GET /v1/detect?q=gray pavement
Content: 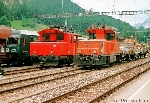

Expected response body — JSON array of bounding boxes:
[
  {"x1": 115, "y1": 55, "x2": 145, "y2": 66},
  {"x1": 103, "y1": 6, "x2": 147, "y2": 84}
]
[{"x1": 104, "y1": 69, "x2": 150, "y2": 103}]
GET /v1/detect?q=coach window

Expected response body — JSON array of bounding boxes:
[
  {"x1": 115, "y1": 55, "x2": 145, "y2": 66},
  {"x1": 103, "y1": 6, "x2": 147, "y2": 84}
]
[
  {"x1": 7, "y1": 37, "x2": 18, "y2": 45},
  {"x1": 30, "y1": 37, "x2": 34, "y2": 42},
  {"x1": 21, "y1": 38, "x2": 26, "y2": 46}
]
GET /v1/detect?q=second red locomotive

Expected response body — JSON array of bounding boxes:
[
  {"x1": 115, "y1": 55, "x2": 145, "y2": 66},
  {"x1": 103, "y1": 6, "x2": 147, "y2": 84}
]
[{"x1": 74, "y1": 24, "x2": 121, "y2": 66}]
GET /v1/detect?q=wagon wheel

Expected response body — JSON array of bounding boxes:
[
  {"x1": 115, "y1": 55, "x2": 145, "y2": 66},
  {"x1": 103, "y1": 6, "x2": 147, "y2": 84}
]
[
  {"x1": 24, "y1": 59, "x2": 33, "y2": 66},
  {"x1": 12, "y1": 60, "x2": 23, "y2": 67},
  {"x1": 6, "y1": 61, "x2": 11, "y2": 67},
  {"x1": 17, "y1": 60, "x2": 23, "y2": 67}
]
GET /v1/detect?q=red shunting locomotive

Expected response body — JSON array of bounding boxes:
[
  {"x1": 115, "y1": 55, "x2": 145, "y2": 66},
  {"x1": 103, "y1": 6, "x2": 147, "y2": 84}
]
[
  {"x1": 74, "y1": 24, "x2": 121, "y2": 66},
  {"x1": 30, "y1": 26, "x2": 78, "y2": 66}
]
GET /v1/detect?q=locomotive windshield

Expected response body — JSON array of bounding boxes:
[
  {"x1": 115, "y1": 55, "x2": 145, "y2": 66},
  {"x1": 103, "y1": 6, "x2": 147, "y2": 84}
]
[
  {"x1": 56, "y1": 34, "x2": 64, "y2": 40},
  {"x1": 89, "y1": 33, "x2": 96, "y2": 39},
  {"x1": 7, "y1": 37, "x2": 18, "y2": 45},
  {"x1": 106, "y1": 33, "x2": 114, "y2": 40},
  {"x1": 42, "y1": 33, "x2": 50, "y2": 41},
  {"x1": 42, "y1": 33, "x2": 64, "y2": 41}
]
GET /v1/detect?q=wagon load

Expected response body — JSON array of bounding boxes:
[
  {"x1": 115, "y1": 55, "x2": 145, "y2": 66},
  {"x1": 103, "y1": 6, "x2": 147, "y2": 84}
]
[
  {"x1": 119, "y1": 42, "x2": 134, "y2": 54},
  {"x1": 0, "y1": 25, "x2": 12, "y2": 39}
]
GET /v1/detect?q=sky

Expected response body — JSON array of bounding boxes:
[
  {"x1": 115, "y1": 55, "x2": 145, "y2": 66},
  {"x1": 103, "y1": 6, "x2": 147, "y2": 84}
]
[{"x1": 71, "y1": 0, "x2": 150, "y2": 26}]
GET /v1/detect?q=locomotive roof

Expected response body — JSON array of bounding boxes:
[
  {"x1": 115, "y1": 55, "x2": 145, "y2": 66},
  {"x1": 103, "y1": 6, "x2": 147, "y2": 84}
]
[
  {"x1": 86, "y1": 24, "x2": 118, "y2": 34},
  {"x1": 11, "y1": 29, "x2": 39, "y2": 37},
  {"x1": 38, "y1": 27, "x2": 78, "y2": 36}
]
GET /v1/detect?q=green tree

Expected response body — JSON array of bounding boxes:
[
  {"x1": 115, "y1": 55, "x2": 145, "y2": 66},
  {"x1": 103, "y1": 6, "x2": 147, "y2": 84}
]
[
  {"x1": 0, "y1": 16, "x2": 11, "y2": 26},
  {"x1": 0, "y1": 0, "x2": 6, "y2": 17}
]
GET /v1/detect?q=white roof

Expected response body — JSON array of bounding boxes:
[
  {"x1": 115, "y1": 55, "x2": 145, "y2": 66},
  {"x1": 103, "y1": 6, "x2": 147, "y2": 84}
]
[
  {"x1": 20, "y1": 30, "x2": 39, "y2": 36},
  {"x1": 12, "y1": 29, "x2": 21, "y2": 34}
]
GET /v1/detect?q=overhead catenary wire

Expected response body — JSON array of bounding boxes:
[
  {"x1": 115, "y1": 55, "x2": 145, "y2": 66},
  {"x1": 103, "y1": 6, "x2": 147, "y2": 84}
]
[
  {"x1": 36, "y1": 0, "x2": 150, "y2": 29},
  {"x1": 131, "y1": 0, "x2": 140, "y2": 7},
  {"x1": 144, "y1": 0, "x2": 150, "y2": 5},
  {"x1": 112, "y1": 0, "x2": 116, "y2": 11}
]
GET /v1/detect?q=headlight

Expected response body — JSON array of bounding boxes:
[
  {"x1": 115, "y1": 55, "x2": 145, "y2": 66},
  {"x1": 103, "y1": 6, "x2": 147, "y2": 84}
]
[
  {"x1": 34, "y1": 51, "x2": 36, "y2": 55},
  {"x1": 93, "y1": 50, "x2": 97, "y2": 54},
  {"x1": 11, "y1": 49, "x2": 16, "y2": 52},
  {"x1": 78, "y1": 50, "x2": 81, "y2": 54},
  {"x1": 6, "y1": 48, "x2": 9, "y2": 52}
]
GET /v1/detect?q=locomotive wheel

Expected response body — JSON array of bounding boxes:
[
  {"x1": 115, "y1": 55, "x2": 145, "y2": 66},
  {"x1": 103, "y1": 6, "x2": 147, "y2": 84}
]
[
  {"x1": 106, "y1": 56, "x2": 110, "y2": 65},
  {"x1": 39, "y1": 65, "x2": 44, "y2": 69},
  {"x1": 65, "y1": 63, "x2": 70, "y2": 67}
]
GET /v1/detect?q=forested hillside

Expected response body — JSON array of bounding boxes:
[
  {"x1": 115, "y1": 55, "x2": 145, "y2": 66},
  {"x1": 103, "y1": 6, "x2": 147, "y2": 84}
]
[
  {"x1": 0, "y1": 0, "x2": 149, "y2": 43},
  {"x1": 3, "y1": 0, "x2": 85, "y2": 19}
]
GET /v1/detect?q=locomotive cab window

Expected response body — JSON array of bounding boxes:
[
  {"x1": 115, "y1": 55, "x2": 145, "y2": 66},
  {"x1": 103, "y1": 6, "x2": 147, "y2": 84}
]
[
  {"x1": 89, "y1": 33, "x2": 96, "y2": 39},
  {"x1": 106, "y1": 33, "x2": 114, "y2": 40},
  {"x1": 56, "y1": 34, "x2": 64, "y2": 40},
  {"x1": 43, "y1": 33, "x2": 50, "y2": 41}
]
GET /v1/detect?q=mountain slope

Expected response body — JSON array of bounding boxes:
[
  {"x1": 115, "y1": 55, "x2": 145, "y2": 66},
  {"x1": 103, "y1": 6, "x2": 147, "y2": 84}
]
[
  {"x1": 134, "y1": 17, "x2": 150, "y2": 29},
  {"x1": 1, "y1": 0, "x2": 136, "y2": 35}
]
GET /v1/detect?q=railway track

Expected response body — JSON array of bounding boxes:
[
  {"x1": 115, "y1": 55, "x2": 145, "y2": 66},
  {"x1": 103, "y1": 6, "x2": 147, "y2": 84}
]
[
  {"x1": 0, "y1": 66, "x2": 79, "y2": 84},
  {"x1": 3, "y1": 67, "x2": 40, "y2": 76},
  {"x1": 0, "y1": 58, "x2": 149, "y2": 103},
  {"x1": 0, "y1": 68, "x2": 87, "y2": 93},
  {"x1": 0, "y1": 66, "x2": 91, "y2": 102},
  {"x1": 53, "y1": 60, "x2": 150, "y2": 103},
  {"x1": 3, "y1": 65, "x2": 62, "y2": 76}
]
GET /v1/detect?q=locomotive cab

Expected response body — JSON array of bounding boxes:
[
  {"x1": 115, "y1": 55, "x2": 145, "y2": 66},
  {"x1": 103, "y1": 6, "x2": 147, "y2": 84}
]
[{"x1": 30, "y1": 26, "x2": 79, "y2": 66}]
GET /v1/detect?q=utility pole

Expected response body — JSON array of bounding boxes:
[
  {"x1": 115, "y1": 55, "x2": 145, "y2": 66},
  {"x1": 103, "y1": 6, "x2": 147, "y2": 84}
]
[
  {"x1": 62, "y1": 0, "x2": 68, "y2": 26},
  {"x1": 62, "y1": 0, "x2": 64, "y2": 14},
  {"x1": 34, "y1": 15, "x2": 37, "y2": 31}
]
